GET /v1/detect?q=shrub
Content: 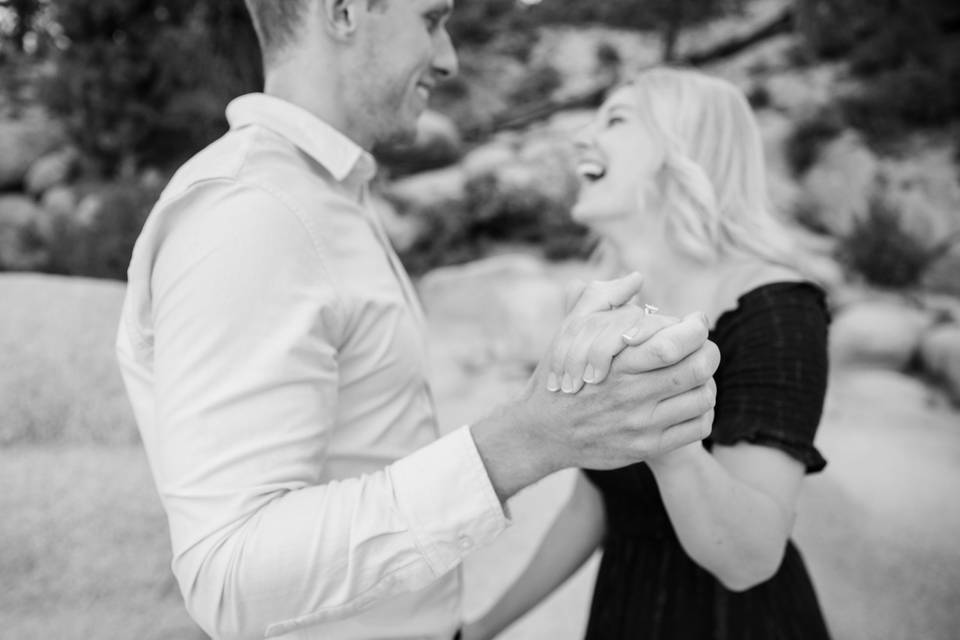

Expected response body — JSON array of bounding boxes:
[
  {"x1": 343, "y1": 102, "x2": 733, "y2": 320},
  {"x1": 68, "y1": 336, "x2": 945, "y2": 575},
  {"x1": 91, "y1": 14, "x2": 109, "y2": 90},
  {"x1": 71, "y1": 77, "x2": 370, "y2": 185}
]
[
  {"x1": 46, "y1": 179, "x2": 161, "y2": 280},
  {"x1": 837, "y1": 195, "x2": 954, "y2": 288},
  {"x1": 785, "y1": 109, "x2": 845, "y2": 177},
  {"x1": 37, "y1": 0, "x2": 261, "y2": 177}
]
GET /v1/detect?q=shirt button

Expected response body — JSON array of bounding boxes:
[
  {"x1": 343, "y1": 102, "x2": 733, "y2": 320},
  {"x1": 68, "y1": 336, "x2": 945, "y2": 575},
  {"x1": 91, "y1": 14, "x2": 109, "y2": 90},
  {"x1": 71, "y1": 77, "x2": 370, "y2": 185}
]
[{"x1": 458, "y1": 535, "x2": 473, "y2": 551}]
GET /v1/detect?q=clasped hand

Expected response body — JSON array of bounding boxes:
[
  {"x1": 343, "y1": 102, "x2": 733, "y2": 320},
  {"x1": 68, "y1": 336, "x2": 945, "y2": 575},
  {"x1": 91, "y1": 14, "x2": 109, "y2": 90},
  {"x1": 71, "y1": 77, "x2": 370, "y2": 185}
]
[{"x1": 521, "y1": 272, "x2": 720, "y2": 470}]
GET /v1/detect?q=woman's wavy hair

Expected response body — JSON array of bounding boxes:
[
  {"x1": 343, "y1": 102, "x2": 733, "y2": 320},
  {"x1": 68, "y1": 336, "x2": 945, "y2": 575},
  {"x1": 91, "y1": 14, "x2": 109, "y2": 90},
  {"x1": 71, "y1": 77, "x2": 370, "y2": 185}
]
[{"x1": 623, "y1": 68, "x2": 804, "y2": 270}]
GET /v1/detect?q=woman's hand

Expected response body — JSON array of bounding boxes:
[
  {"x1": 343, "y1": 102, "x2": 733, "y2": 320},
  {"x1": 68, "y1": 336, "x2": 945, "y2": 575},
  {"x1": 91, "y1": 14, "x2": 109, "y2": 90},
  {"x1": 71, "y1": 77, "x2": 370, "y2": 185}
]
[{"x1": 547, "y1": 305, "x2": 710, "y2": 394}]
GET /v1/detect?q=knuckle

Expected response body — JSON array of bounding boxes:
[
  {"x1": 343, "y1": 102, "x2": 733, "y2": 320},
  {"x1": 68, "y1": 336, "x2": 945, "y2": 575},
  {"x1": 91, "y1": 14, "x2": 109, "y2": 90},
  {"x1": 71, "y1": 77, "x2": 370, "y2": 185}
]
[
  {"x1": 654, "y1": 337, "x2": 681, "y2": 364},
  {"x1": 701, "y1": 384, "x2": 717, "y2": 411},
  {"x1": 700, "y1": 410, "x2": 714, "y2": 438}
]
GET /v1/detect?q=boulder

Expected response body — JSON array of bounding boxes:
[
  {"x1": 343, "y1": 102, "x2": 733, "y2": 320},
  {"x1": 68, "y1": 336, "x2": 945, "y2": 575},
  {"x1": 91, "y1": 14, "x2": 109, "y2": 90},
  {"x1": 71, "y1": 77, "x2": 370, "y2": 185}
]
[
  {"x1": 878, "y1": 143, "x2": 960, "y2": 246},
  {"x1": 40, "y1": 185, "x2": 79, "y2": 221},
  {"x1": 387, "y1": 165, "x2": 466, "y2": 212},
  {"x1": 829, "y1": 300, "x2": 934, "y2": 370},
  {"x1": 0, "y1": 113, "x2": 66, "y2": 190},
  {"x1": 799, "y1": 131, "x2": 880, "y2": 237},
  {"x1": 0, "y1": 195, "x2": 52, "y2": 270},
  {"x1": 756, "y1": 109, "x2": 803, "y2": 216},
  {"x1": 419, "y1": 253, "x2": 566, "y2": 368},
  {"x1": 24, "y1": 146, "x2": 80, "y2": 196},
  {"x1": 377, "y1": 110, "x2": 463, "y2": 174},
  {"x1": 918, "y1": 323, "x2": 960, "y2": 404},
  {"x1": 461, "y1": 141, "x2": 516, "y2": 182},
  {"x1": 369, "y1": 194, "x2": 423, "y2": 254},
  {"x1": 763, "y1": 65, "x2": 842, "y2": 120}
]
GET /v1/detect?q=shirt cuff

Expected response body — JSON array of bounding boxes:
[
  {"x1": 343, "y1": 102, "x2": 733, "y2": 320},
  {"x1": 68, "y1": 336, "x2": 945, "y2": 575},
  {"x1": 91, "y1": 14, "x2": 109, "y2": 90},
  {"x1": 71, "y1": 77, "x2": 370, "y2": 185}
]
[{"x1": 388, "y1": 425, "x2": 511, "y2": 577}]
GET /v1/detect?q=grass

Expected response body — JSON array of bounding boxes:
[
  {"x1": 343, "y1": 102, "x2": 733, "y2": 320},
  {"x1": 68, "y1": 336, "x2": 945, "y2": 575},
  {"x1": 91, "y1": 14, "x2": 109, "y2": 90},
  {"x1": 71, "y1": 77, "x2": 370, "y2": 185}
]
[
  {"x1": 0, "y1": 273, "x2": 138, "y2": 445},
  {"x1": 3, "y1": 272, "x2": 960, "y2": 640}
]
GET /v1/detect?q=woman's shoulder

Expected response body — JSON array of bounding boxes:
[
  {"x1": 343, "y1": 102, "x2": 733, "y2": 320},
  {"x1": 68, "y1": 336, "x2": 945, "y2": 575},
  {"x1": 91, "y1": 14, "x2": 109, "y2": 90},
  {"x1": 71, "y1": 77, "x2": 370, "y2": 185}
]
[{"x1": 708, "y1": 262, "x2": 825, "y2": 331}]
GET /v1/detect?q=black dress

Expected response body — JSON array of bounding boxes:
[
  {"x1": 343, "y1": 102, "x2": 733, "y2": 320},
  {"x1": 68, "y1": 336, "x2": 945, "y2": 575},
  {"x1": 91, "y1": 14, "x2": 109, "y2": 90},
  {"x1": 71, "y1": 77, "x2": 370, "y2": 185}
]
[{"x1": 584, "y1": 282, "x2": 832, "y2": 640}]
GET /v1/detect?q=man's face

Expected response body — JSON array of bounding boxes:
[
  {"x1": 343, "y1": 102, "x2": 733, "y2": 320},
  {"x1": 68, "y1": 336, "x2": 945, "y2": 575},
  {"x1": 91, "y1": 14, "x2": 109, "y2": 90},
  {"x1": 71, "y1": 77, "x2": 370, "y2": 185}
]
[{"x1": 349, "y1": 0, "x2": 458, "y2": 148}]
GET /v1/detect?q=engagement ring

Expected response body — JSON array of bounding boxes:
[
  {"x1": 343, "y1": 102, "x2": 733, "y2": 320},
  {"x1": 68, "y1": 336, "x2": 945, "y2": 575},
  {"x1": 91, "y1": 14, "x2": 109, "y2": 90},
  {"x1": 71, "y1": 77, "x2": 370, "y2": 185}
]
[{"x1": 643, "y1": 304, "x2": 659, "y2": 315}]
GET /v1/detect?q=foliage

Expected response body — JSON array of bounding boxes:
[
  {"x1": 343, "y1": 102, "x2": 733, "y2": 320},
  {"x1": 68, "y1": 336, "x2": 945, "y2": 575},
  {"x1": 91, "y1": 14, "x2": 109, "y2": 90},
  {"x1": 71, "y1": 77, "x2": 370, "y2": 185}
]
[
  {"x1": 45, "y1": 179, "x2": 160, "y2": 280},
  {"x1": 837, "y1": 195, "x2": 959, "y2": 288},
  {"x1": 36, "y1": 0, "x2": 261, "y2": 176},
  {"x1": 838, "y1": 55, "x2": 960, "y2": 148},
  {"x1": 795, "y1": 0, "x2": 960, "y2": 146},
  {"x1": 785, "y1": 108, "x2": 845, "y2": 176},
  {"x1": 397, "y1": 172, "x2": 593, "y2": 277}
]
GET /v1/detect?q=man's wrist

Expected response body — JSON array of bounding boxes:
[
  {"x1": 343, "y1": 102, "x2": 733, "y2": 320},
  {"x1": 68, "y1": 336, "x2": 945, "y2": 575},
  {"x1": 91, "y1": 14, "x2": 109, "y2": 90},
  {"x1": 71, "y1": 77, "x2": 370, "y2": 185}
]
[{"x1": 469, "y1": 400, "x2": 560, "y2": 503}]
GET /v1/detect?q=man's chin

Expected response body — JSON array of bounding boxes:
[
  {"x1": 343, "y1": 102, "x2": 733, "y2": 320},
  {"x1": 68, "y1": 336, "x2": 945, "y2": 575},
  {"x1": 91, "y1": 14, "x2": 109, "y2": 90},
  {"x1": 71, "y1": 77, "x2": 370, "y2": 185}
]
[{"x1": 371, "y1": 121, "x2": 420, "y2": 157}]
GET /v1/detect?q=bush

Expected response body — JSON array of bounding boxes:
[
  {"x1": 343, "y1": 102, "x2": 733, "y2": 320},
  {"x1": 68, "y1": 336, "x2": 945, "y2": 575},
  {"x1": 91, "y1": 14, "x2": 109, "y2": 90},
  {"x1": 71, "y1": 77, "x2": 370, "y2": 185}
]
[
  {"x1": 837, "y1": 196, "x2": 946, "y2": 288},
  {"x1": 46, "y1": 179, "x2": 161, "y2": 280},
  {"x1": 37, "y1": 0, "x2": 261, "y2": 177},
  {"x1": 839, "y1": 59, "x2": 960, "y2": 147},
  {"x1": 785, "y1": 109, "x2": 845, "y2": 177}
]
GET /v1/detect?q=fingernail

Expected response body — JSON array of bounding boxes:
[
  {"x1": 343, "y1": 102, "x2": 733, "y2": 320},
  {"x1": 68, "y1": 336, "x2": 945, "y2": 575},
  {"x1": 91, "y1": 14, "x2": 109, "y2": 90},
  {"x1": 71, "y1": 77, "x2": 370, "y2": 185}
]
[
  {"x1": 583, "y1": 365, "x2": 596, "y2": 383},
  {"x1": 621, "y1": 327, "x2": 639, "y2": 342},
  {"x1": 699, "y1": 312, "x2": 710, "y2": 328},
  {"x1": 547, "y1": 372, "x2": 560, "y2": 392},
  {"x1": 561, "y1": 373, "x2": 574, "y2": 393}
]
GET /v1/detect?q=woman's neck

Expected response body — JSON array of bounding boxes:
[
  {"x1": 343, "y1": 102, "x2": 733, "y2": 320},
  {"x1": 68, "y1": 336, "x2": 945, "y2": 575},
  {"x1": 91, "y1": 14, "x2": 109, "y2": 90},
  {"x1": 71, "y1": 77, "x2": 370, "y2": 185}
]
[{"x1": 606, "y1": 237, "x2": 791, "y2": 326}]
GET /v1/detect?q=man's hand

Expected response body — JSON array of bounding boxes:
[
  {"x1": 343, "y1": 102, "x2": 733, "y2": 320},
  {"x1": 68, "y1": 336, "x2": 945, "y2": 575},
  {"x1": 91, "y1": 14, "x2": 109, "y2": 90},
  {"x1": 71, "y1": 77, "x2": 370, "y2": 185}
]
[{"x1": 470, "y1": 280, "x2": 720, "y2": 501}]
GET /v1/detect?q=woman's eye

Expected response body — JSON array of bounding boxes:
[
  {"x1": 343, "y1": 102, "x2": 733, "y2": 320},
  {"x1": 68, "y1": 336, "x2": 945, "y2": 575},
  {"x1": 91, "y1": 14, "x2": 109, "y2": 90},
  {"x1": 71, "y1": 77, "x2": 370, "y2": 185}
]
[{"x1": 607, "y1": 116, "x2": 625, "y2": 127}]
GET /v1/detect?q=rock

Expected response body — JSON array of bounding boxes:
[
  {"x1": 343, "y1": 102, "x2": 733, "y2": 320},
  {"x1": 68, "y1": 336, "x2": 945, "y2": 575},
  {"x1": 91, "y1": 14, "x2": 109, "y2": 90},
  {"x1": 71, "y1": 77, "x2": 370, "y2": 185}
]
[
  {"x1": 419, "y1": 254, "x2": 566, "y2": 368},
  {"x1": 461, "y1": 142, "x2": 516, "y2": 181},
  {"x1": 387, "y1": 165, "x2": 466, "y2": 212},
  {"x1": 829, "y1": 300, "x2": 934, "y2": 370},
  {"x1": 0, "y1": 195, "x2": 52, "y2": 270},
  {"x1": 763, "y1": 65, "x2": 842, "y2": 120},
  {"x1": 878, "y1": 143, "x2": 960, "y2": 246},
  {"x1": 517, "y1": 135, "x2": 580, "y2": 204},
  {"x1": 0, "y1": 112, "x2": 66, "y2": 190},
  {"x1": 756, "y1": 109, "x2": 803, "y2": 215},
  {"x1": 799, "y1": 131, "x2": 880, "y2": 237},
  {"x1": 40, "y1": 185, "x2": 79, "y2": 221},
  {"x1": 918, "y1": 324, "x2": 960, "y2": 403},
  {"x1": 370, "y1": 194, "x2": 423, "y2": 254},
  {"x1": 377, "y1": 110, "x2": 463, "y2": 174},
  {"x1": 24, "y1": 146, "x2": 80, "y2": 196}
]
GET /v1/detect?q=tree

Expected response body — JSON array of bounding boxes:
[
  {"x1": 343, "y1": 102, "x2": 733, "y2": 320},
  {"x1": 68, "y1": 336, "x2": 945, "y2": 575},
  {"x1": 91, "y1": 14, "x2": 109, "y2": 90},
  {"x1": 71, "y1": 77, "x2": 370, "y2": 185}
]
[{"x1": 37, "y1": 0, "x2": 261, "y2": 176}]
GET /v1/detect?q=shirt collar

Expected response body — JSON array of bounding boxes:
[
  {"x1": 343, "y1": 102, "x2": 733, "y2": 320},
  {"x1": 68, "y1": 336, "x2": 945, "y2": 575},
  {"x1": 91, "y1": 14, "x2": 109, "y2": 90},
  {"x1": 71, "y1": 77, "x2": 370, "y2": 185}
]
[{"x1": 226, "y1": 93, "x2": 377, "y2": 184}]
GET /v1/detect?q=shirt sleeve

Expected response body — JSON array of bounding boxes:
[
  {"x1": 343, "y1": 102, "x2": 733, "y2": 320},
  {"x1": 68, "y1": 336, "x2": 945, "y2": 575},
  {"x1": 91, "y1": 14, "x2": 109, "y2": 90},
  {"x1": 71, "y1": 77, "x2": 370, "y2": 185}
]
[
  {"x1": 708, "y1": 283, "x2": 829, "y2": 473},
  {"x1": 141, "y1": 180, "x2": 508, "y2": 640}
]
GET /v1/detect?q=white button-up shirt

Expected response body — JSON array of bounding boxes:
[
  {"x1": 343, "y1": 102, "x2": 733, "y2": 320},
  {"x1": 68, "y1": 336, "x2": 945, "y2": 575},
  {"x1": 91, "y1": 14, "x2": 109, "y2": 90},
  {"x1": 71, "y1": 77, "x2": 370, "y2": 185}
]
[{"x1": 116, "y1": 93, "x2": 509, "y2": 640}]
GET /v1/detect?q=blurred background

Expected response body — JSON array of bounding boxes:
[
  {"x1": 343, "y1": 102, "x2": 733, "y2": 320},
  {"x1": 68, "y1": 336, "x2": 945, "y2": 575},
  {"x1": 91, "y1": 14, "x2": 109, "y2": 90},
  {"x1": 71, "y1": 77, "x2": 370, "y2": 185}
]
[{"x1": 1, "y1": 0, "x2": 959, "y2": 638}]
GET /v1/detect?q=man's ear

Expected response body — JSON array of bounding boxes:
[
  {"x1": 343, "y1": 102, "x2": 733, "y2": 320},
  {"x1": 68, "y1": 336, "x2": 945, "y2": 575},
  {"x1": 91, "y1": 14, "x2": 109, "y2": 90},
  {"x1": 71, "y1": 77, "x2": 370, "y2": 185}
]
[{"x1": 320, "y1": 0, "x2": 364, "y2": 38}]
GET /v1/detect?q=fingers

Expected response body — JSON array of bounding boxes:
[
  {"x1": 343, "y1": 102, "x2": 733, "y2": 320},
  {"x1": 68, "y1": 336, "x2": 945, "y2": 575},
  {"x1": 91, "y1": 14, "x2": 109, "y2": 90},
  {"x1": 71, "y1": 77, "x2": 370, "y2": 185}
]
[
  {"x1": 550, "y1": 308, "x2": 679, "y2": 393},
  {"x1": 563, "y1": 279, "x2": 587, "y2": 314},
  {"x1": 567, "y1": 272, "x2": 644, "y2": 317},
  {"x1": 616, "y1": 313, "x2": 713, "y2": 372},
  {"x1": 644, "y1": 379, "x2": 717, "y2": 429},
  {"x1": 579, "y1": 313, "x2": 679, "y2": 387},
  {"x1": 655, "y1": 409, "x2": 715, "y2": 453},
  {"x1": 616, "y1": 342, "x2": 720, "y2": 406}
]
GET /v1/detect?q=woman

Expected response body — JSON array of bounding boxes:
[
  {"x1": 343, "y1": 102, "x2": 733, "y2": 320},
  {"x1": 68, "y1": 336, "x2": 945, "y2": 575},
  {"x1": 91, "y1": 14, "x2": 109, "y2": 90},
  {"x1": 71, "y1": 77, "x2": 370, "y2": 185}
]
[{"x1": 464, "y1": 68, "x2": 832, "y2": 639}]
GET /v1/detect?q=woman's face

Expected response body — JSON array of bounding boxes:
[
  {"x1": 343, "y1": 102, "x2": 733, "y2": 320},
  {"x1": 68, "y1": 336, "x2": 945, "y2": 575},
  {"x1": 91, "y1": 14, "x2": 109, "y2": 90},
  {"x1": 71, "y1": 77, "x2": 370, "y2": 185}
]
[{"x1": 571, "y1": 87, "x2": 667, "y2": 229}]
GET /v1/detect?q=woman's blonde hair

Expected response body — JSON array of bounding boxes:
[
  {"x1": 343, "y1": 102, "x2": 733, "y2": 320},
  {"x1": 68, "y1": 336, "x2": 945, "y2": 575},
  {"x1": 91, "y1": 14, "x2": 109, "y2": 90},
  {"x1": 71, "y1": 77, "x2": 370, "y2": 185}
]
[{"x1": 623, "y1": 67, "x2": 803, "y2": 270}]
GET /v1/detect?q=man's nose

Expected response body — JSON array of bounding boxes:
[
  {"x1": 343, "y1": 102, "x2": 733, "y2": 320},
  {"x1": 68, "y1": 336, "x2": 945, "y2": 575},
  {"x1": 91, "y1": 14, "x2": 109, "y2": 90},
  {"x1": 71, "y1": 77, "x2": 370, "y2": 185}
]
[{"x1": 433, "y1": 28, "x2": 459, "y2": 79}]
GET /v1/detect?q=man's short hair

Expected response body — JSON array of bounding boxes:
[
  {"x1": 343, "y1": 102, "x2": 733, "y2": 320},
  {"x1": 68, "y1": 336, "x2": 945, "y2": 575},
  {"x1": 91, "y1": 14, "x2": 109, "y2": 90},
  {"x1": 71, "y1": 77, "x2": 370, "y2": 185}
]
[{"x1": 243, "y1": 0, "x2": 311, "y2": 65}]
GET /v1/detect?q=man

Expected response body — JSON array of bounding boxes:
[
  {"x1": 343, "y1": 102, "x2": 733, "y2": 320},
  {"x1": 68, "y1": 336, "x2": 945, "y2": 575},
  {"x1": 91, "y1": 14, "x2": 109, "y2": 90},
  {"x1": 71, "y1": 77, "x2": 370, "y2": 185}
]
[{"x1": 115, "y1": 1, "x2": 719, "y2": 638}]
